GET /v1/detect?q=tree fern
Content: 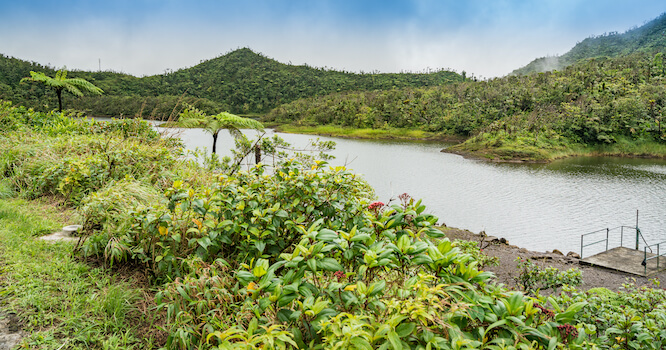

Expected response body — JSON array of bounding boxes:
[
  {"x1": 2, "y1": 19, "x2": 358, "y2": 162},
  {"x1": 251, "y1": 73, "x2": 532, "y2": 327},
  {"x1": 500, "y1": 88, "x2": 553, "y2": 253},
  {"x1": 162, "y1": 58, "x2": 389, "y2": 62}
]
[
  {"x1": 21, "y1": 69, "x2": 103, "y2": 112},
  {"x1": 177, "y1": 104, "x2": 263, "y2": 153}
]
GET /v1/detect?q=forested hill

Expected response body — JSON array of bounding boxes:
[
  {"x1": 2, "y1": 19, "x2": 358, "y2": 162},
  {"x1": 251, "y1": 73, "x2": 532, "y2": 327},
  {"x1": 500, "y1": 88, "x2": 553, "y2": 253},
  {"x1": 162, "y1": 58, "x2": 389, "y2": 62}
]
[
  {"x1": 0, "y1": 48, "x2": 462, "y2": 118},
  {"x1": 512, "y1": 12, "x2": 666, "y2": 76},
  {"x1": 266, "y1": 51, "x2": 666, "y2": 160},
  {"x1": 142, "y1": 48, "x2": 463, "y2": 113}
]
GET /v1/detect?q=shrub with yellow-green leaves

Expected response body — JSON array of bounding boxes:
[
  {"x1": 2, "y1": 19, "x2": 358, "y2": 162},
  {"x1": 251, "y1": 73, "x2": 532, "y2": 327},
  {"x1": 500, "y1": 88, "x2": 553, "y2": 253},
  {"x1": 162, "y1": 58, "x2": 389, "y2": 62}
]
[{"x1": 95, "y1": 160, "x2": 587, "y2": 349}]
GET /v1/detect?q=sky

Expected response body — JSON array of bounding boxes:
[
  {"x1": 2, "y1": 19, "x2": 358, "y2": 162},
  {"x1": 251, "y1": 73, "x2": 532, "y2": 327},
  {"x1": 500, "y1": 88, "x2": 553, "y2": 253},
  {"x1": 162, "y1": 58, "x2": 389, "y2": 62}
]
[{"x1": 1, "y1": 0, "x2": 665, "y2": 79}]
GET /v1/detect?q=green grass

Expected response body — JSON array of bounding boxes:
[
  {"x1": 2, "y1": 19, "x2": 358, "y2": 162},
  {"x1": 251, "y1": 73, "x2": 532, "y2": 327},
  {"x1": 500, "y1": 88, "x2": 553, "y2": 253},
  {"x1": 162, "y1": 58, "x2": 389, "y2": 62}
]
[
  {"x1": 449, "y1": 131, "x2": 666, "y2": 162},
  {"x1": 0, "y1": 198, "x2": 162, "y2": 349},
  {"x1": 274, "y1": 124, "x2": 461, "y2": 141}
]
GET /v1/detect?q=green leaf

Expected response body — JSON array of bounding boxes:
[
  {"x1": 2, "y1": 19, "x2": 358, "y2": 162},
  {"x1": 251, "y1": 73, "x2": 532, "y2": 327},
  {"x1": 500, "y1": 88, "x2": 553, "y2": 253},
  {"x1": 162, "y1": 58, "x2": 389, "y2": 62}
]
[
  {"x1": 252, "y1": 259, "x2": 269, "y2": 277},
  {"x1": 316, "y1": 229, "x2": 338, "y2": 241},
  {"x1": 277, "y1": 293, "x2": 298, "y2": 307},
  {"x1": 254, "y1": 240, "x2": 266, "y2": 253},
  {"x1": 350, "y1": 336, "x2": 372, "y2": 350},
  {"x1": 424, "y1": 227, "x2": 445, "y2": 238},
  {"x1": 307, "y1": 259, "x2": 317, "y2": 273},
  {"x1": 396, "y1": 234, "x2": 410, "y2": 252},
  {"x1": 395, "y1": 322, "x2": 415, "y2": 338},
  {"x1": 367, "y1": 280, "x2": 386, "y2": 297},
  {"x1": 387, "y1": 331, "x2": 402, "y2": 350},
  {"x1": 247, "y1": 317, "x2": 258, "y2": 336},
  {"x1": 236, "y1": 271, "x2": 256, "y2": 284},
  {"x1": 197, "y1": 237, "x2": 212, "y2": 250},
  {"x1": 317, "y1": 257, "x2": 343, "y2": 272},
  {"x1": 350, "y1": 233, "x2": 372, "y2": 242},
  {"x1": 484, "y1": 319, "x2": 506, "y2": 336},
  {"x1": 547, "y1": 336, "x2": 558, "y2": 350},
  {"x1": 277, "y1": 309, "x2": 302, "y2": 323},
  {"x1": 411, "y1": 254, "x2": 433, "y2": 265}
]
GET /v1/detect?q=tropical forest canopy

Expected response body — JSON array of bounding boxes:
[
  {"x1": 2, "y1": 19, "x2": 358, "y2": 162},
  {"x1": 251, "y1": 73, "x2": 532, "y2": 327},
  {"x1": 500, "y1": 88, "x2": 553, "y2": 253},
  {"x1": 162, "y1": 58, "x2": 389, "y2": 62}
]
[
  {"x1": 266, "y1": 51, "x2": 666, "y2": 159},
  {"x1": 0, "y1": 48, "x2": 462, "y2": 119}
]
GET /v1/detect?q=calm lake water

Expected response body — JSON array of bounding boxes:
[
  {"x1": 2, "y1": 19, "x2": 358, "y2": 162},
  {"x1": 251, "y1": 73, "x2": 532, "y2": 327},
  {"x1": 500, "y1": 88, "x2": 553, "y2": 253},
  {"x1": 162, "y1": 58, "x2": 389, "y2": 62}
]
[{"x1": 158, "y1": 126, "x2": 666, "y2": 256}]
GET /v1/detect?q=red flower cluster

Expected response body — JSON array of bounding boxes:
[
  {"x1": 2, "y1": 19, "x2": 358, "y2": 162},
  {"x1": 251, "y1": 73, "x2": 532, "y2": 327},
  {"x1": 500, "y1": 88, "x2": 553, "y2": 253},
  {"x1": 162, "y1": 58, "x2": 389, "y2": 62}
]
[
  {"x1": 368, "y1": 201, "x2": 385, "y2": 211},
  {"x1": 333, "y1": 270, "x2": 346, "y2": 281},
  {"x1": 534, "y1": 304, "x2": 554, "y2": 319},
  {"x1": 557, "y1": 324, "x2": 578, "y2": 342}
]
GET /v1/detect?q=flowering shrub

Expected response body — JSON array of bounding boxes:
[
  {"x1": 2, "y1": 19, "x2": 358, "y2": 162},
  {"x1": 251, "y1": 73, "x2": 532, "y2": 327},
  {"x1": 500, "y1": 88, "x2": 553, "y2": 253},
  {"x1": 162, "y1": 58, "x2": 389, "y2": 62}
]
[
  {"x1": 107, "y1": 163, "x2": 587, "y2": 349},
  {"x1": 82, "y1": 160, "x2": 373, "y2": 278}
]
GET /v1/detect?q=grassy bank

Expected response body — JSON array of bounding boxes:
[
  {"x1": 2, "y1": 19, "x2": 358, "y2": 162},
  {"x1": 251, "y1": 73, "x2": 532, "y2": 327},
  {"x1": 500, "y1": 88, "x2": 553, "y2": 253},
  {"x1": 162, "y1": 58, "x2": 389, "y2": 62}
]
[
  {"x1": 273, "y1": 124, "x2": 462, "y2": 142},
  {"x1": 447, "y1": 131, "x2": 666, "y2": 162},
  {"x1": 0, "y1": 198, "x2": 161, "y2": 349}
]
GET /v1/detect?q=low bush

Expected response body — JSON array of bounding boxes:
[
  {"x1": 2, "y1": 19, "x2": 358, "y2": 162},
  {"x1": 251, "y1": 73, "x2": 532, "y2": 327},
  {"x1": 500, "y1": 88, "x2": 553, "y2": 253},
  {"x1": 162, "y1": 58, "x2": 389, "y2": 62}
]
[
  {"x1": 515, "y1": 258, "x2": 583, "y2": 295},
  {"x1": 552, "y1": 281, "x2": 666, "y2": 349}
]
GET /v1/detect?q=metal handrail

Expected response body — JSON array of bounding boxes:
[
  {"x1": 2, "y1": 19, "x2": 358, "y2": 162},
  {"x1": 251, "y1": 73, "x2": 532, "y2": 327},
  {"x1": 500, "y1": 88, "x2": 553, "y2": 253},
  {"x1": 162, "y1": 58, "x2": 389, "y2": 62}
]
[
  {"x1": 581, "y1": 227, "x2": 611, "y2": 258},
  {"x1": 644, "y1": 240, "x2": 666, "y2": 275},
  {"x1": 580, "y1": 225, "x2": 652, "y2": 259},
  {"x1": 636, "y1": 228, "x2": 653, "y2": 253}
]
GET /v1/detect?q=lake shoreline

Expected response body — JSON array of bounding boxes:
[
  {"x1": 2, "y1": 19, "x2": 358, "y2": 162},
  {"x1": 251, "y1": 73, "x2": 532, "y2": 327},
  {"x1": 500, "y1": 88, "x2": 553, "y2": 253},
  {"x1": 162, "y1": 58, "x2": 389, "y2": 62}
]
[
  {"x1": 271, "y1": 123, "x2": 666, "y2": 163},
  {"x1": 271, "y1": 124, "x2": 466, "y2": 143},
  {"x1": 442, "y1": 146, "x2": 666, "y2": 163}
]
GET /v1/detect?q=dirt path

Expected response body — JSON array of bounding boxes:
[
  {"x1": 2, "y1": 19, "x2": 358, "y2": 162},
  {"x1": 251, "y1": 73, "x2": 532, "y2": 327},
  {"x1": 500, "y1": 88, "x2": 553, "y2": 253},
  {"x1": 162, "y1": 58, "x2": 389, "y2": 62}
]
[{"x1": 0, "y1": 312, "x2": 22, "y2": 350}]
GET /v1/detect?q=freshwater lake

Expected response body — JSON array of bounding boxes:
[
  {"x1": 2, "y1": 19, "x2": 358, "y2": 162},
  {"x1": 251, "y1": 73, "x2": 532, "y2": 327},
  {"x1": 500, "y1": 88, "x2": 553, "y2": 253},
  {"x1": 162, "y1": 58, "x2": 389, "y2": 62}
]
[{"x1": 158, "y1": 125, "x2": 666, "y2": 256}]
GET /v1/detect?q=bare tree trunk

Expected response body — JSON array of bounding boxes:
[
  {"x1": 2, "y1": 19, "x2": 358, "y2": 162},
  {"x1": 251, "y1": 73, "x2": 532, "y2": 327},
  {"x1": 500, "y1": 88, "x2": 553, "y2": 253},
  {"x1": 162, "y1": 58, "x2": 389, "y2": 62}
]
[
  {"x1": 212, "y1": 132, "x2": 219, "y2": 154},
  {"x1": 56, "y1": 88, "x2": 63, "y2": 112},
  {"x1": 254, "y1": 144, "x2": 261, "y2": 164}
]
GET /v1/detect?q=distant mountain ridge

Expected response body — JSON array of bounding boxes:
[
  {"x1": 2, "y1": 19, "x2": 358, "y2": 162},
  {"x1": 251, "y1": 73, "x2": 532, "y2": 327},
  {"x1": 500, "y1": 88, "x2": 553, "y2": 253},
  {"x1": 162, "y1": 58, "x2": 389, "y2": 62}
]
[
  {"x1": 512, "y1": 12, "x2": 666, "y2": 76},
  {"x1": 0, "y1": 48, "x2": 462, "y2": 118}
]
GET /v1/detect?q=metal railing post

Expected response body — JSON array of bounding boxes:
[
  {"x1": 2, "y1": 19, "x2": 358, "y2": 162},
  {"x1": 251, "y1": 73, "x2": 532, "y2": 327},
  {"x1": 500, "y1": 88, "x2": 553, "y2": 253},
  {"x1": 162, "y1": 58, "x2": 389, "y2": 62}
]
[
  {"x1": 643, "y1": 247, "x2": 647, "y2": 276},
  {"x1": 636, "y1": 227, "x2": 640, "y2": 250},
  {"x1": 580, "y1": 234, "x2": 584, "y2": 258},
  {"x1": 606, "y1": 228, "x2": 609, "y2": 251},
  {"x1": 620, "y1": 226, "x2": 623, "y2": 247}
]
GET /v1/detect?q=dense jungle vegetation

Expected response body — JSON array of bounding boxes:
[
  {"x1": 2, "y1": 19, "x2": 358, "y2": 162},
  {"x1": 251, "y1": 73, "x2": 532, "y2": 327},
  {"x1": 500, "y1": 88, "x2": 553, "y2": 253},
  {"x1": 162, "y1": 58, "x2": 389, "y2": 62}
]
[
  {"x1": 266, "y1": 51, "x2": 666, "y2": 160},
  {"x1": 3, "y1": 102, "x2": 666, "y2": 349},
  {"x1": 0, "y1": 48, "x2": 462, "y2": 119},
  {"x1": 513, "y1": 12, "x2": 666, "y2": 75}
]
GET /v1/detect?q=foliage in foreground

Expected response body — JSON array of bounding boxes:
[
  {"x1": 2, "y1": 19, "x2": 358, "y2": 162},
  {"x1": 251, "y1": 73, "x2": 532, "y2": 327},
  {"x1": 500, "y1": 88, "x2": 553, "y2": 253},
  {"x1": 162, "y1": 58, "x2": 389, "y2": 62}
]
[
  {"x1": 3, "y1": 102, "x2": 666, "y2": 349},
  {"x1": 77, "y1": 158, "x2": 589, "y2": 349}
]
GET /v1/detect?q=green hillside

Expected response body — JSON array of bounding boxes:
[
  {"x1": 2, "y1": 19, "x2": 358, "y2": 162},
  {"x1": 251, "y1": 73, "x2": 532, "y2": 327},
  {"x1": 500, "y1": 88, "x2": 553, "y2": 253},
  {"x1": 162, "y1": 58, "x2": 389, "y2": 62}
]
[
  {"x1": 0, "y1": 48, "x2": 462, "y2": 118},
  {"x1": 513, "y1": 12, "x2": 666, "y2": 76},
  {"x1": 267, "y1": 51, "x2": 666, "y2": 160}
]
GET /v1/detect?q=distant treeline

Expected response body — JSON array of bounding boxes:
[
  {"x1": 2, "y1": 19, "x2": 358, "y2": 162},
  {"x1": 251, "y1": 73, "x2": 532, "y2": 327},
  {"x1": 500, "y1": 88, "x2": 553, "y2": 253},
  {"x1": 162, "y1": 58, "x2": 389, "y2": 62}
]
[{"x1": 0, "y1": 48, "x2": 462, "y2": 118}]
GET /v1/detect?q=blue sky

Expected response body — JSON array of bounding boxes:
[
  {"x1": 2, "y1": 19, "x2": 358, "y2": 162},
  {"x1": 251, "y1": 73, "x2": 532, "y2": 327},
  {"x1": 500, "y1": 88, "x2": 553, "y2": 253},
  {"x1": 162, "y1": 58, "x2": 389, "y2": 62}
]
[{"x1": 1, "y1": 0, "x2": 665, "y2": 78}]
